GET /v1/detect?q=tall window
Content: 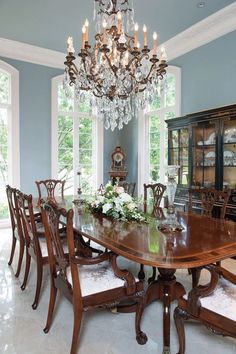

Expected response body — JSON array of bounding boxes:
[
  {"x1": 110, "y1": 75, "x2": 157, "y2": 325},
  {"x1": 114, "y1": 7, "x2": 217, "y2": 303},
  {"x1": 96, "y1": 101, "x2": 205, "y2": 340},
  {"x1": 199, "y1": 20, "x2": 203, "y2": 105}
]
[
  {"x1": 51, "y1": 75, "x2": 103, "y2": 195},
  {"x1": 0, "y1": 60, "x2": 19, "y2": 224},
  {"x1": 138, "y1": 66, "x2": 181, "y2": 195}
]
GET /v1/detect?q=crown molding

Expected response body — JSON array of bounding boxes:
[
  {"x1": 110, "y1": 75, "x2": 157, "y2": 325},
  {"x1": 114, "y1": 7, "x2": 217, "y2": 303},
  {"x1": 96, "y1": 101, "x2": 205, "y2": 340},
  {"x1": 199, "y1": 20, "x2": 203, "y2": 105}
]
[
  {"x1": 0, "y1": 3, "x2": 236, "y2": 68},
  {"x1": 0, "y1": 38, "x2": 65, "y2": 69},
  {"x1": 163, "y1": 2, "x2": 236, "y2": 61}
]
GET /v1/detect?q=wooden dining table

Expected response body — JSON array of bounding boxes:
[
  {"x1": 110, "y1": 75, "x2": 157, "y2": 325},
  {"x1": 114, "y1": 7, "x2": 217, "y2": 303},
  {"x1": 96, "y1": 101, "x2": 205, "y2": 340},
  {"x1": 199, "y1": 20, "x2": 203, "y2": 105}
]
[{"x1": 35, "y1": 196, "x2": 236, "y2": 354}]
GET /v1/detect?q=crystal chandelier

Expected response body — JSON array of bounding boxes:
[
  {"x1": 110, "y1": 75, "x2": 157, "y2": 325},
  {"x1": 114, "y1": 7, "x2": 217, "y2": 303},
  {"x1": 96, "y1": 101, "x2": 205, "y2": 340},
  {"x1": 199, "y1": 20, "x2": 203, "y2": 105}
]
[{"x1": 64, "y1": 0, "x2": 168, "y2": 130}]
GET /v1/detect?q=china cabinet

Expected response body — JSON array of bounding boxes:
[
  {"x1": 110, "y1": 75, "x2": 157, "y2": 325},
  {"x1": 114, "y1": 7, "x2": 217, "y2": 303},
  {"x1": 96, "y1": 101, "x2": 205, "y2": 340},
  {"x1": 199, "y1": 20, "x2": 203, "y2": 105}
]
[{"x1": 166, "y1": 104, "x2": 236, "y2": 221}]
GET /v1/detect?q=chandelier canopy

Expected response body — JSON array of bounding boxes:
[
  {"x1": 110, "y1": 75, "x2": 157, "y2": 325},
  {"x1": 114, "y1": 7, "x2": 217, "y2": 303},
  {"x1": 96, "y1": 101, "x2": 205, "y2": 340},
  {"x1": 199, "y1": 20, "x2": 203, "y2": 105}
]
[{"x1": 64, "y1": 0, "x2": 168, "y2": 130}]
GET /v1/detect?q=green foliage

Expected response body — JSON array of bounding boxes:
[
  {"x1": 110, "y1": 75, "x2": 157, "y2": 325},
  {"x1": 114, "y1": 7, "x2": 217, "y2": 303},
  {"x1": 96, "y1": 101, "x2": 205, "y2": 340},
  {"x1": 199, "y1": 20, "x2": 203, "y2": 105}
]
[
  {"x1": 0, "y1": 71, "x2": 10, "y2": 104},
  {"x1": 0, "y1": 202, "x2": 8, "y2": 220}
]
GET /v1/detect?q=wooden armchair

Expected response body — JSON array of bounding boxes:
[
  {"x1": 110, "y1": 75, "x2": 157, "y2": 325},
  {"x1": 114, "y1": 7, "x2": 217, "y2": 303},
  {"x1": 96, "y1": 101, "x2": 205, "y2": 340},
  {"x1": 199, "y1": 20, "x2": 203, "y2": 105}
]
[
  {"x1": 15, "y1": 190, "x2": 56, "y2": 309},
  {"x1": 174, "y1": 264, "x2": 236, "y2": 354},
  {"x1": 118, "y1": 181, "x2": 136, "y2": 197},
  {"x1": 138, "y1": 183, "x2": 166, "y2": 281},
  {"x1": 188, "y1": 188, "x2": 230, "y2": 287},
  {"x1": 6, "y1": 185, "x2": 25, "y2": 277},
  {"x1": 41, "y1": 201, "x2": 147, "y2": 354},
  {"x1": 35, "y1": 179, "x2": 65, "y2": 200}
]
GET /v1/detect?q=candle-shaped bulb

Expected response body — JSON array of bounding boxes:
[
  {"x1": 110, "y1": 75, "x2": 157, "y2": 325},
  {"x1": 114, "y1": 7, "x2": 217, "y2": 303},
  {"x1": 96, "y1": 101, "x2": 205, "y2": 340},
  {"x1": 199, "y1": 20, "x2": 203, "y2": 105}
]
[
  {"x1": 134, "y1": 23, "x2": 139, "y2": 47},
  {"x1": 82, "y1": 26, "x2": 86, "y2": 49},
  {"x1": 102, "y1": 19, "x2": 107, "y2": 29},
  {"x1": 143, "y1": 25, "x2": 147, "y2": 46},
  {"x1": 84, "y1": 18, "x2": 89, "y2": 42},
  {"x1": 117, "y1": 12, "x2": 122, "y2": 34},
  {"x1": 153, "y1": 31, "x2": 158, "y2": 55},
  {"x1": 137, "y1": 41, "x2": 140, "y2": 49},
  {"x1": 67, "y1": 36, "x2": 75, "y2": 53},
  {"x1": 161, "y1": 46, "x2": 167, "y2": 61}
]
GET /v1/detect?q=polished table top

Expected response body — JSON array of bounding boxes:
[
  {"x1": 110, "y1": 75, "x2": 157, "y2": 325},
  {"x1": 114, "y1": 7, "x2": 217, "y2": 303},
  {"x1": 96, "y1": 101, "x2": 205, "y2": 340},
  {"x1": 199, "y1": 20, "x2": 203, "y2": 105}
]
[{"x1": 39, "y1": 196, "x2": 236, "y2": 270}]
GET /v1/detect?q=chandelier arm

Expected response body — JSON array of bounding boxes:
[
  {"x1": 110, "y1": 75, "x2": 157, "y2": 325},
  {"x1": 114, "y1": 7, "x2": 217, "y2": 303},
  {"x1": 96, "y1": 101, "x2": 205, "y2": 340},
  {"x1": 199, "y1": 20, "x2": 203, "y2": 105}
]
[{"x1": 103, "y1": 53, "x2": 118, "y2": 76}]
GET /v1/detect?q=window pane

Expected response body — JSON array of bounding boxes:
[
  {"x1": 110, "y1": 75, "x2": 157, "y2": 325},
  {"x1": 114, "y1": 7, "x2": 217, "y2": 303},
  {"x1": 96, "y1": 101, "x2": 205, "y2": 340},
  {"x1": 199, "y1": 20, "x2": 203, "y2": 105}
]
[
  {"x1": 58, "y1": 115, "x2": 73, "y2": 194},
  {"x1": 165, "y1": 74, "x2": 176, "y2": 107},
  {"x1": 78, "y1": 116, "x2": 93, "y2": 194},
  {"x1": 165, "y1": 111, "x2": 176, "y2": 120},
  {"x1": 0, "y1": 108, "x2": 9, "y2": 219},
  {"x1": 58, "y1": 83, "x2": 73, "y2": 112},
  {"x1": 149, "y1": 115, "x2": 160, "y2": 183},
  {"x1": 0, "y1": 71, "x2": 10, "y2": 104},
  {"x1": 78, "y1": 92, "x2": 92, "y2": 113}
]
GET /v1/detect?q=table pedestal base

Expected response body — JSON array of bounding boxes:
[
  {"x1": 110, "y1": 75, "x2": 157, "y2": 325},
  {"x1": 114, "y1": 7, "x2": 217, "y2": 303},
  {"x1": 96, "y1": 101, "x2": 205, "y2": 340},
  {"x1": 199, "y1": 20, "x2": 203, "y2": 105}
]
[{"x1": 145, "y1": 268, "x2": 185, "y2": 353}]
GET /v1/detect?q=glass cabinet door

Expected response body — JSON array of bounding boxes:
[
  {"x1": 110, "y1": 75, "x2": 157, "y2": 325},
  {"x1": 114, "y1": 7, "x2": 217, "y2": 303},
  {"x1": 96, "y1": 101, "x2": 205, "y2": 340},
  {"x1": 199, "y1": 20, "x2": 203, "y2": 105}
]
[
  {"x1": 169, "y1": 128, "x2": 189, "y2": 185},
  {"x1": 223, "y1": 118, "x2": 236, "y2": 189},
  {"x1": 192, "y1": 122, "x2": 217, "y2": 188}
]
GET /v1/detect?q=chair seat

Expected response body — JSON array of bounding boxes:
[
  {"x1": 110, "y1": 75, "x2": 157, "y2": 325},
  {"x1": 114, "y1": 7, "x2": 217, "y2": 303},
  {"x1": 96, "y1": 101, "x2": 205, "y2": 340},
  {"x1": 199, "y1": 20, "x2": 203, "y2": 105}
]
[
  {"x1": 184, "y1": 278, "x2": 236, "y2": 321},
  {"x1": 67, "y1": 261, "x2": 126, "y2": 297},
  {"x1": 39, "y1": 236, "x2": 68, "y2": 258}
]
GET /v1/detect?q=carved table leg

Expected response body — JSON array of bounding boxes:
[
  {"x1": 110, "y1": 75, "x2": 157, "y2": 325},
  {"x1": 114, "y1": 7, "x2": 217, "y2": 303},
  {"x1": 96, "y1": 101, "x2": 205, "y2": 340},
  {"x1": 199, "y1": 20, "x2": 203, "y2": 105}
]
[{"x1": 145, "y1": 268, "x2": 185, "y2": 354}]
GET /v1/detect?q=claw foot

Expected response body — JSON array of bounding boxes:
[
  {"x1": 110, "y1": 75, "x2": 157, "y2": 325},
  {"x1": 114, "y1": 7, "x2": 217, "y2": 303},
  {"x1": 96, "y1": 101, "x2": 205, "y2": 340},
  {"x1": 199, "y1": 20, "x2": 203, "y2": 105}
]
[{"x1": 136, "y1": 331, "x2": 148, "y2": 345}]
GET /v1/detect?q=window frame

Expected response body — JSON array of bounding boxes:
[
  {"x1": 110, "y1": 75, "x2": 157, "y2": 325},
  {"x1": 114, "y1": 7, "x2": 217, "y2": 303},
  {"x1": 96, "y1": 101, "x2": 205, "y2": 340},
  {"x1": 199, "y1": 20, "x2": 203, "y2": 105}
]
[
  {"x1": 51, "y1": 75, "x2": 104, "y2": 195},
  {"x1": 138, "y1": 66, "x2": 181, "y2": 196},
  {"x1": 0, "y1": 60, "x2": 20, "y2": 227}
]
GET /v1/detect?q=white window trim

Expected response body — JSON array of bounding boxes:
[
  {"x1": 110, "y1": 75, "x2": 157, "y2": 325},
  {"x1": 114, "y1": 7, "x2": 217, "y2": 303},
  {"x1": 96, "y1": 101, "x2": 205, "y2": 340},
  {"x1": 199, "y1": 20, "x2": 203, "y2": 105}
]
[
  {"x1": 51, "y1": 75, "x2": 104, "y2": 194},
  {"x1": 0, "y1": 59, "x2": 20, "y2": 228},
  {"x1": 138, "y1": 66, "x2": 181, "y2": 197}
]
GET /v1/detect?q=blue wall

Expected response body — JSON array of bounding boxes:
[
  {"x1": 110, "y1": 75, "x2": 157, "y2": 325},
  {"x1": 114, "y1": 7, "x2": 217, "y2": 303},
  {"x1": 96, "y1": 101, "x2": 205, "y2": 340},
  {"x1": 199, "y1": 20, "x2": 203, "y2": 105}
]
[
  {"x1": 0, "y1": 57, "x2": 63, "y2": 194},
  {"x1": 171, "y1": 30, "x2": 236, "y2": 115}
]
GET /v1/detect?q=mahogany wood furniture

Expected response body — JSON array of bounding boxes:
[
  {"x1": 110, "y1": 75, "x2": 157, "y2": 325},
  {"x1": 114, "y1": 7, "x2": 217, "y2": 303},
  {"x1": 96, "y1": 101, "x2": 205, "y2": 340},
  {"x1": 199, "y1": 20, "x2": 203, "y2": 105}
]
[
  {"x1": 41, "y1": 200, "x2": 147, "y2": 354},
  {"x1": 166, "y1": 104, "x2": 236, "y2": 221},
  {"x1": 174, "y1": 264, "x2": 236, "y2": 354},
  {"x1": 139, "y1": 182, "x2": 166, "y2": 282},
  {"x1": 6, "y1": 185, "x2": 25, "y2": 277},
  {"x1": 16, "y1": 190, "x2": 53, "y2": 309},
  {"x1": 118, "y1": 181, "x2": 136, "y2": 197},
  {"x1": 188, "y1": 188, "x2": 231, "y2": 287},
  {"x1": 35, "y1": 179, "x2": 65, "y2": 200},
  {"x1": 33, "y1": 196, "x2": 236, "y2": 354}
]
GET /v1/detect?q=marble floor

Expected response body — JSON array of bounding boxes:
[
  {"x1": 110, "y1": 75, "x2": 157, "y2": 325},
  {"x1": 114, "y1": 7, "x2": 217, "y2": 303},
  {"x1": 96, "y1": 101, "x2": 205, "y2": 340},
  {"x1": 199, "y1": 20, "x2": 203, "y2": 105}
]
[{"x1": 1, "y1": 228, "x2": 236, "y2": 354}]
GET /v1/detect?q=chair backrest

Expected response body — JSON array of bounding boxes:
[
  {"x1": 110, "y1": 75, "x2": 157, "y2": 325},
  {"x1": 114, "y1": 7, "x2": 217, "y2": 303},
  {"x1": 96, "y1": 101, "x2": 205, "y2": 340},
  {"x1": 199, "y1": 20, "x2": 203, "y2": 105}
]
[
  {"x1": 6, "y1": 185, "x2": 17, "y2": 230},
  {"x1": 188, "y1": 188, "x2": 230, "y2": 219},
  {"x1": 118, "y1": 181, "x2": 136, "y2": 197},
  {"x1": 41, "y1": 201, "x2": 74, "y2": 295},
  {"x1": 35, "y1": 179, "x2": 65, "y2": 200},
  {"x1": 143, "y1": 183, "x2": 166, "y2": 216},
  {"x1": 15, "y1": 190, "x2": 40, "y2": 252}
]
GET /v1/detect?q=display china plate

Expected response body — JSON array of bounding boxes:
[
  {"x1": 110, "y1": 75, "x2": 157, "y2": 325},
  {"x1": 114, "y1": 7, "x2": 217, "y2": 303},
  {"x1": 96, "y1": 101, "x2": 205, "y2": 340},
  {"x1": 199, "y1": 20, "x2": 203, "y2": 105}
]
[
  {"x1": 205, "y1": 151, "x2": 215, "y2": 158},
  {"x1": 224, "y1": 150, "x2": 235, "y2": 158},
  {"x1": 224, "y1": 128, "x2": 236, "y2": 143}
]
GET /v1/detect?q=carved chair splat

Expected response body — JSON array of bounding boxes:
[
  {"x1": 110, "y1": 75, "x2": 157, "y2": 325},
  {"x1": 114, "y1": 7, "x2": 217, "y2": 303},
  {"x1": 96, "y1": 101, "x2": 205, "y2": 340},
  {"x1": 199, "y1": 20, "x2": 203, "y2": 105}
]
[{"x1": 41, "y1": 201, "x2": 147, "y2": 354}]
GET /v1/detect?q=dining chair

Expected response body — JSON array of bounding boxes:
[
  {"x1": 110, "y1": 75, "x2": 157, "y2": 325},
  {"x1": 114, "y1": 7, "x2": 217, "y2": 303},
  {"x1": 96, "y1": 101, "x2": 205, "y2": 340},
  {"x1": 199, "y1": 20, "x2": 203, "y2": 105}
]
[
  {"x1": 6, "y1": 185, "x2": 25, "y2": 277},
  {"x1": 188, "y1": 188, "x2": 231, "y2": 287},
  {"x1": 35, "y1": 179, "x2": 65, "y2": 200},
  {"x1": 174, "y1": 264, "x2": 236, "y2": 354},
  {"x1": 118, "y1": 181, "x2": 136, "y2": 197},
  {"x1": 41, "y1": 200, "x2": 147, "y2": 354},
  {"x1": 138, "y1": 182, "x2": 166, "y2": 282},
  {"x1": 15, "y1": 190, "x2": 55, "y2": 309}
]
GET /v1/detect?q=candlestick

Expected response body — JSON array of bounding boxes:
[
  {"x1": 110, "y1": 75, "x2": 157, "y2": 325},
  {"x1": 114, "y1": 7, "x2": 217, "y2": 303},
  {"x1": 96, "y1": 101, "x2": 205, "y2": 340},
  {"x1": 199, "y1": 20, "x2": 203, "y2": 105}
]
[
  {"x1": 153, "y1": 32, "x2": 157, "y2": 55},
  {"x1": 134, "y1": 23, "x2": 139, "y2": 47},
  {"x1": 143, "y1": 25, "x2": 147, "y2": 46},
  {"x1": 82, "y1": 26, "x2": 86, "y2": 49},
  {"x1": 117, "y1": 12, "x2": 122, "y2": 34},
  {"x1": 84, "y1": 18, "x2": 89, "y2": 42},
  {"x1": 67, "y1": 36, "x2": 75, "y2": 53}
]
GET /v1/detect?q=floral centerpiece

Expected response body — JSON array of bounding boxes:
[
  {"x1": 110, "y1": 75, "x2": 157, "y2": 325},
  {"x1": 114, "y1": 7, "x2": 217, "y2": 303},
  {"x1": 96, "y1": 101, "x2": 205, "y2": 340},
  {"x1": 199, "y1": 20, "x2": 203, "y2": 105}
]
[{"x1": 88, "y1": 182, "x2": 147, "y2": 222}]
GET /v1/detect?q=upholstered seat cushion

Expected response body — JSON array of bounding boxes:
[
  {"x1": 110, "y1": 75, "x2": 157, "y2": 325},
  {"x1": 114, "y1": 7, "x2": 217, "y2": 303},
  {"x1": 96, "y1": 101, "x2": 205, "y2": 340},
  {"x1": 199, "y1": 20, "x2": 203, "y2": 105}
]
[
  {"x1": 38, "y1": 235, "x2": 68, "y2": 258},
  {"x1": 67, "y1": 261, "x2": 126, "y2": 297},
  {"x1": 184, "y1": 278, "x2": 236, "y2": 321}
]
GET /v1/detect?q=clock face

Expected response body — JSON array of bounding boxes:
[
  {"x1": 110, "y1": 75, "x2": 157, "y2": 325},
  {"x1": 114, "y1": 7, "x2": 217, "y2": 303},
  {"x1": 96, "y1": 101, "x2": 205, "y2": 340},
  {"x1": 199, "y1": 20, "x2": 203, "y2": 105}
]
[{"x1": 114, "y1": 152, "x2": 123, "y2": 162}]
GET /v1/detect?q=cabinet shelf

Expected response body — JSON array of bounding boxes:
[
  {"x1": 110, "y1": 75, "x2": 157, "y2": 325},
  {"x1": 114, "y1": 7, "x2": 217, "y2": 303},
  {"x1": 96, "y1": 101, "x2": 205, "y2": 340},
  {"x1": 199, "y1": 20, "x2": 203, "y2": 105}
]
[{"x1": 167, "y1": 103, "x2": 236, "y2": 221}]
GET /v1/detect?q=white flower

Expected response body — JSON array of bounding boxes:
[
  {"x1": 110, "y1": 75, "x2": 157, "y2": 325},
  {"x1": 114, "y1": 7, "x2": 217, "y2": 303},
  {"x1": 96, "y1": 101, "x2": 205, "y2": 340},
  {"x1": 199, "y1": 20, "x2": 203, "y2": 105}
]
[
  {"x1": 113, "y1": 185, "x2": 124, "y2": 194},
  {"x1": 127, "y1": 202, "x2": 136, "y2": 211},
  {"x1": 102, "y1": 203, "x2": 113, "y2": 214},
  {"x1": 119, "y1": 192, "x2": 132, "y2": 203},
  {"x1": 97, "y1": 195, "x2": 105, "y2": 203}
]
